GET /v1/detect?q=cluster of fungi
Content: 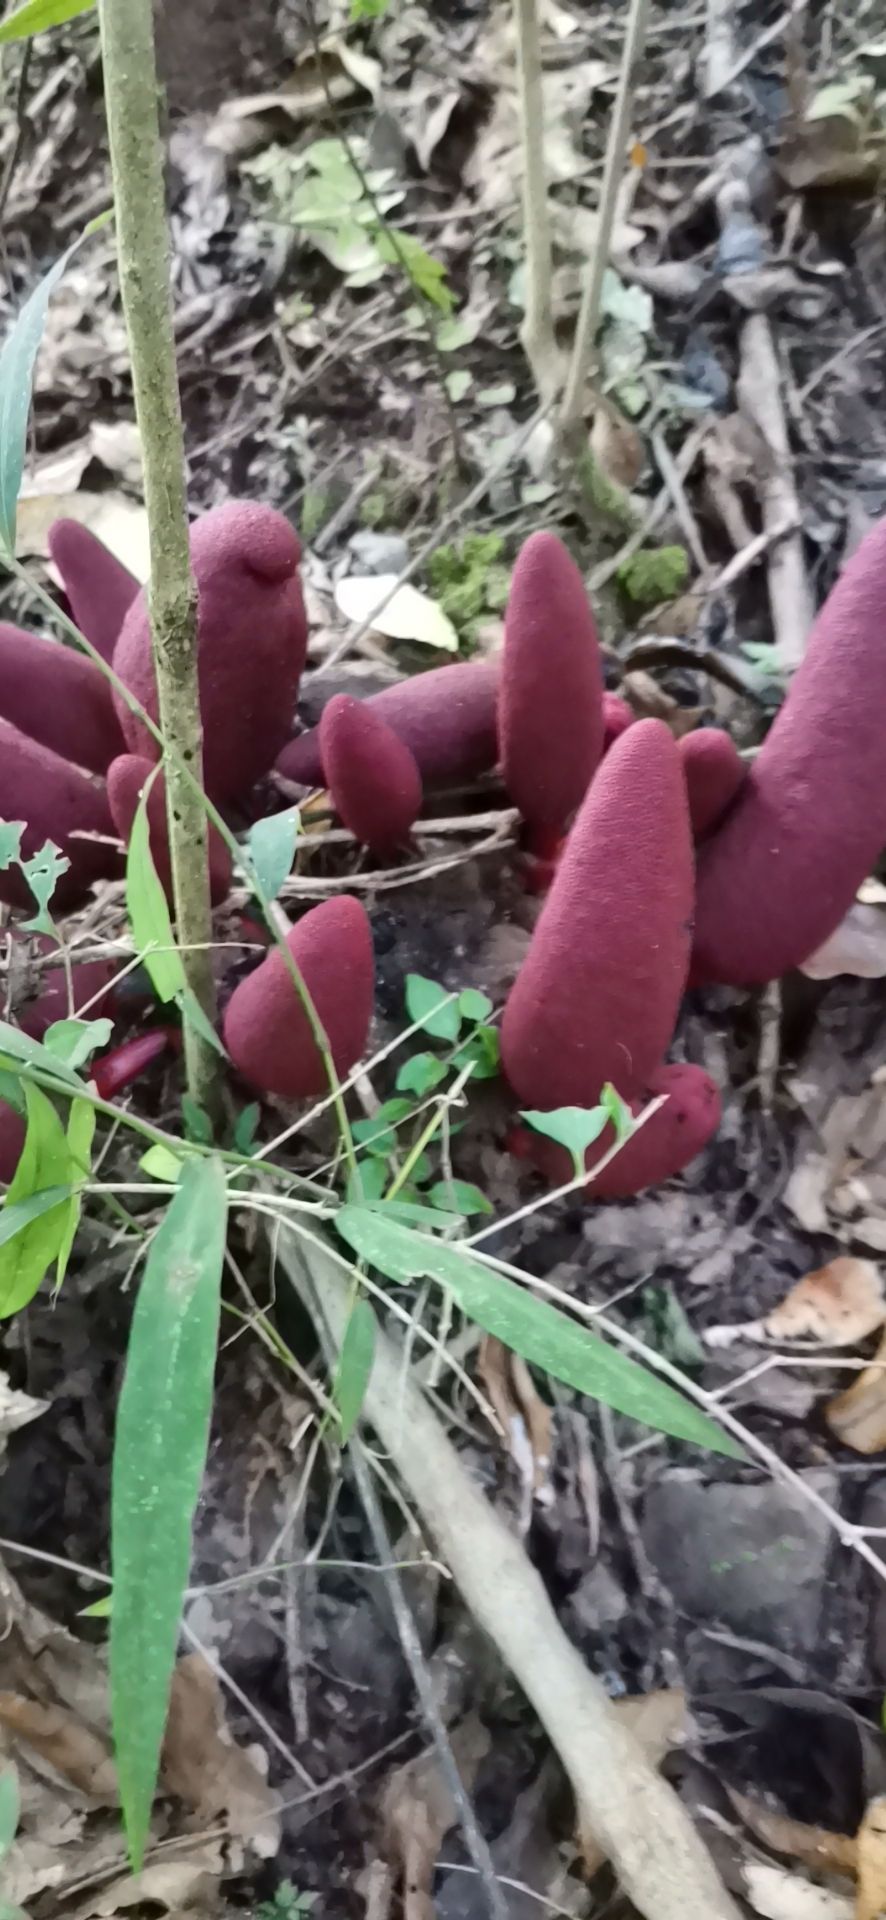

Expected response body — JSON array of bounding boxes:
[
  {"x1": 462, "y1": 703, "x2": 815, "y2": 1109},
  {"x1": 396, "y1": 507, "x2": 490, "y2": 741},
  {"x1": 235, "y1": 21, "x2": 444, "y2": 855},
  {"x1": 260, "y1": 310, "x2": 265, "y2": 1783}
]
[{"x1": 1, "y1": 493, "x2": 882, "y2": 1202}]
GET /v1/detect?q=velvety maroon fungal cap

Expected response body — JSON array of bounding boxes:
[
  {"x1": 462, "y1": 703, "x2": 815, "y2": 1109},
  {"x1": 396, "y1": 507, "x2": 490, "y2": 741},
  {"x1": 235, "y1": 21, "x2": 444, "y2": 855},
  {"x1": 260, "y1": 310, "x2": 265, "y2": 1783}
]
[
  {"x1": 499, "y1": 532, "x2": 604, "y2": 828},
  {"x1": 113, "y1": 501, "x2": 307, "y2": 805},
  {"x1": 48, "y1": 519, "x2": 140, "y2": 663},
  {"x1": 501, "y1": 718, "x2": 694, "y2": 1110},
  {"x1": 0, "y1": 1101, "x2": 25, "y2": 1184},
  {"x1": 319, "y1": 694, "x2": 422, "y2": 854},
  {"x1": 603, "y1": 691, "x2": 635, "y2": 749},
  {"x1": 0, "y1": 623, "x2": 124, "y2": 775},
  {"x1": 13, "y1": 932, "x2": 115, "y2": 1039},
  {"x1": 679, "y1": 727, "x2": 746, "y2": 840},
  {"x1": 107, "y1": 754, "x2": 231, "y2": 907},
  {"x1": 223, "y1": 896, "x2": 374, "y2": 1099},
  {"x1": 0, "y1": 720, "x2": 118, "y2": 910},
  {"x1": 277, "y1": 657, "x2": 500, "y2": 789},
  {"x1": 693, "y1": 514, "x2": 886, "y2": 984},
  {"x1": 510, "y1": 1062, "x2": 720, "y2": 1198}
]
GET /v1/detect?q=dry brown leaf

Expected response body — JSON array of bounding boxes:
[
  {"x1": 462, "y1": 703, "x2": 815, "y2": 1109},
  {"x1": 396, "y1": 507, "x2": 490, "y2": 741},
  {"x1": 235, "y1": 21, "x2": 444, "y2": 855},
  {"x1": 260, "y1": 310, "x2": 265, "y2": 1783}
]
[
  {"x1": 69, "y1": 1846, "x2": 225, "y2": 1920},
  {"x1": 728, "y1": 1786, "x2": 857, "y2": 1877},
  {"x1": 826, "y1": 1329, "x2": 886, "y2": 1454},
  {"x1": 381, "y1": 1715, "x2": 490, "y2": 1920},
  {"x1": 706, "y1": 1259, "x2": 886, "y2": 1351},
  {"x1": 162, "y1": 1653, "x2": 280, "y2": 1856},
  {"x1": 208, "y1": 34, "x2": 380, "y2": 152},
  {"x1": 478, "y1": 1337, "x2": 553, "y2": 1513},
  {"x1": 802, "y1": 906, "x2": 886, "y2": 981},
  {"x1": 590, "y1": 398, "x2": 644, "y2": 491},
  {"x1": 857, "y1": 1796, "x2": 886, "y2": 1919},
  {"x1": 0, "y1": 1695, "x2": 116, "y2": 1802}
]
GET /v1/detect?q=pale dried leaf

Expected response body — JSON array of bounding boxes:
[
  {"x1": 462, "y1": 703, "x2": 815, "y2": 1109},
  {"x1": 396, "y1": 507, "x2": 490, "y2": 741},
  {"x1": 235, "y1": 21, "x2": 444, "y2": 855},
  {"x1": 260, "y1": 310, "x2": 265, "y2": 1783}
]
[
  {"x1": 857, "y1": 1796, "x2": 886, "y2": 1920},
  {"x1": 69, "y1": 1846, "x2": 225, "y2": 1920},
  {"x1": 0, "y1": 1371, "x2": 46, "y2": 1442},
  {"x1": 18, "y1": 491, "x2": 150, "y2": 582},
  {"x1": 706, "y1": 1259, "x2": 886, "y2": 1351},
  {"x1": 382, "y1": 1714, "x2": 490, "y2": 1920},
  {"x1": 162, "y1": 1654, "x2": 280, "y2": 1857},
  {"x1": 742, "y1": 1859, "x2": 853, "y2": 1919},
  {"x1": 801, "y1": 906, "x2": 886, "y2": 980},
  {"x1": 590, "y1": 399, "x2": 644, "y2": 490},
  {"x1": 728, "y1": 1787, "x2": 857, "y2": 1876},
  {"x1": 334, "y1": 576, "x2": 459, "y2": 651},
  {"x1": 826, "y1": 1330, "x2": 886, "y2": 1454}
]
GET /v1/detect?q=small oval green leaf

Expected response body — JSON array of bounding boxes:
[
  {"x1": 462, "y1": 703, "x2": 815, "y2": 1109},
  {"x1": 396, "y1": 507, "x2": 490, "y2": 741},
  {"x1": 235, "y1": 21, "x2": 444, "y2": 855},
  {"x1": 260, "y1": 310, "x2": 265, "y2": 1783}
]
[{"x1": 248, "y1": 807, "x2": 300, "y2": 903}]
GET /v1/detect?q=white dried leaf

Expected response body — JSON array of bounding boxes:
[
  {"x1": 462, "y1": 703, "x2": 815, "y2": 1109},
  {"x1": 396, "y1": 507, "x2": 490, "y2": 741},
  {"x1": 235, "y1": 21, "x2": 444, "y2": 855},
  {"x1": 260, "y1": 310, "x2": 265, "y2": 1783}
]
[{"x1": 334, "y1": 575, "x2": 459, "y2": 651}]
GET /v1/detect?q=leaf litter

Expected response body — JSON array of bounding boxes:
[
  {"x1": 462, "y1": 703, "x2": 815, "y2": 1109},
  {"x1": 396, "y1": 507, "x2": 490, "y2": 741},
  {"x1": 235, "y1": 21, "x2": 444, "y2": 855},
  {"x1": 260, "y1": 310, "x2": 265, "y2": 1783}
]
[{"x1": 8, "y1": 0, "x2": 886, "y2": 1909}]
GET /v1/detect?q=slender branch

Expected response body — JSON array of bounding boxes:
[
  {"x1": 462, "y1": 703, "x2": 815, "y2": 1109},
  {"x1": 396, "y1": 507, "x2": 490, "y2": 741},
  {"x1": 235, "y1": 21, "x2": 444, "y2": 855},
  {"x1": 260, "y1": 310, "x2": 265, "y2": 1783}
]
[
  {"x1": 559, "y1": 0, "x2": 651, "y2": 437},
  {"x1": 513, "y1": 0, "x2": 559, "y2": 407},
  {"x1": 97, "y1": 0, "x2": 218, "y2": 1112},
  {"x1": 277, "y1": 1227, "x2": 742, "y2": 1920}
]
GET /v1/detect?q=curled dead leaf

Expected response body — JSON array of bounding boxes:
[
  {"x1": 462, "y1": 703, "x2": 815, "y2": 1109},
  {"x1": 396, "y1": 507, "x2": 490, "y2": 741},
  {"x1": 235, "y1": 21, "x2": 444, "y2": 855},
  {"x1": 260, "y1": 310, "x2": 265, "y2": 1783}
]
[
  {"x1": 801, "y1": 905, "x2": 886, "y2": 981},
  {"x1": 162, "y1": 1654, "x2": 280, "y2": 1857},
  {"x1": 706, "y1": 1259, "x2": 886, "y2": 1351},
  {"x1": 826, "y1": 1329, "x2": 886, "y2": 1454},
  {"x1": 857, "y1": 1795, "x2": 886, "y2": 1920}
]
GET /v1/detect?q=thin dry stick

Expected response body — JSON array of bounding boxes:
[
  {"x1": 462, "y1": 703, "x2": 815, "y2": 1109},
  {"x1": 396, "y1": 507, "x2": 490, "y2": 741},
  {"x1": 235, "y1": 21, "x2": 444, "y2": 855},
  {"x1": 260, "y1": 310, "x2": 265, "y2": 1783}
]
[
  {"x1": 277, "y1": 1228, "x2": 741, "y2": 1920},
  {"x1": 513, "y1": 0, "x2": 559, "y2": 407},
  {"x1": 97, "y1": 0, "x2": 218, "y2": 1110},
  {"x1": 736, "y1": 308, "x2": 813, "y2": 667},
  {"x1": 559, "y1": 0, "x2": 652, "y2": 436}
]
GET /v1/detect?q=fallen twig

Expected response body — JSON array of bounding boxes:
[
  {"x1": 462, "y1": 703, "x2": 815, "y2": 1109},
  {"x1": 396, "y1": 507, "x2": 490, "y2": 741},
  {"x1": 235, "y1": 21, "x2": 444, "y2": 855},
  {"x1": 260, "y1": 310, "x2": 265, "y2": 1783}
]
[{"x1": 276, "y1": 1227, "x2": 742, "y2": 1920}]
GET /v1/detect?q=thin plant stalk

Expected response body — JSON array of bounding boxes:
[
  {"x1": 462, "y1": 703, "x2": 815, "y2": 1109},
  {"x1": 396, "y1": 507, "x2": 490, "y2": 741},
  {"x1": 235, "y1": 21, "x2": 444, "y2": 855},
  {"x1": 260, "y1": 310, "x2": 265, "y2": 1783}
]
[
  {"x1": 559, "y1": 0, "x2": 652, "y2": 437},
  {"x1": 513, "y1": 0, "x2": 559, "y2": 407},
  {"x1": 97, "y1": 0, "x2": 217, "y2": 1112}
]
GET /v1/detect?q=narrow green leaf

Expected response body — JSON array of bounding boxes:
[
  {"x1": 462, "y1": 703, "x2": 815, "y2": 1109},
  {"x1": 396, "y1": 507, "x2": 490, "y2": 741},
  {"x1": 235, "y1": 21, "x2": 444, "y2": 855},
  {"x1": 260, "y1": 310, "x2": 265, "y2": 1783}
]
[
  {"x1": 404, "y1": 974, "x2": 460, "y2": 1042},
  {"x1": 181, "y1": 1095, "x2": 213, "y2": 1145},
  {"x1": 140, "y1": 1143, "x2": 185, "y2": 1183},
  {"x1": 521, "y1": 1104, "x2": 609, "y2": 1173},
  {"x1": 600, "y1": 1081, "x2": 633, "y2": 1142},
  {"x1": 427, "y1": 1180, "x2": 492, "y2": 1217},
  {"x1": 248, "y1": 807, "x2": 300, "y2": 903},
  {"x1": 0, "y1": 1764, "x2": 20, "y2": 1854},
  {"x1": 0, "y1": 1084, "x2": 76, "y2": 1316},
  {"x1": 332, "y1": 1297, "x2": 376, "y2": 1441},
  {"x1": 335, "y1": 1208, "x2": 741, "y2": 1457},
  {"x1": 178, "y1": 988, "x2": 226, "y2": 1058},
  {"x1": 56, "y1": 1097, "x2": 94, "y2": 1288},
  {"x1": 0, "y1": 233, "x2": 93, "y2": 551},
  {"x1": 232, "y1": 1103, "x2": 260, "y2": 1156},
  {"x1": 44, "y1": 1017, "x2": 113, "y2": 1070},
  {"x1": 396, "y1": 1052, "x2": 448, "y2": 1096},
  {"x1": 126, "y1": 777, "x2": 185, "y2": 1004},
  {"x1": 111, "y1": 1156, "x2": 227, "y2": 1870},
  {"x1": 79, "y1": 1593, "x2": 112, "y2": 1618},
  {"x1": 0, "y1": 0, "x2": 95, "y2": 44},
  {"x1": 0, "y1": 1020, "x2": 86, "y2": 1090}
]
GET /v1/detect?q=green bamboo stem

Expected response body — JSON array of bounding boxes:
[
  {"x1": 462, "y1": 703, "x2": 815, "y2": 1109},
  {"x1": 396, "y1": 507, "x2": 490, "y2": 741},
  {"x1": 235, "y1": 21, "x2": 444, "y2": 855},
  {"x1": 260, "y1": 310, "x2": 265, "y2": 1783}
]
[{"x1": 97, "y1": 0, "x2": 217, "y2": 1113}]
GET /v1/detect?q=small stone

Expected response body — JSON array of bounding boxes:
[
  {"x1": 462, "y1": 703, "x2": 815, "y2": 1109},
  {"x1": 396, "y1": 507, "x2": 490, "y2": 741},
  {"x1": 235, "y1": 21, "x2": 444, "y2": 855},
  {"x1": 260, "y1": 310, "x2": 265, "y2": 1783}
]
[{"x1": 642, "y1": 1469, "x2": 838, "y2": 1651}]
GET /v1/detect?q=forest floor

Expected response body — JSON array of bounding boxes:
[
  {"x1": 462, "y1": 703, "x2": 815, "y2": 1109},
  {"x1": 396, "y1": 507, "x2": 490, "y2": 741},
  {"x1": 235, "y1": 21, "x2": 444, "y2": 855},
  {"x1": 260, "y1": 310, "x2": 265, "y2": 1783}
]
[{"x1": 3, "y1": 0, "x2": 886, "y2": 1915}]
